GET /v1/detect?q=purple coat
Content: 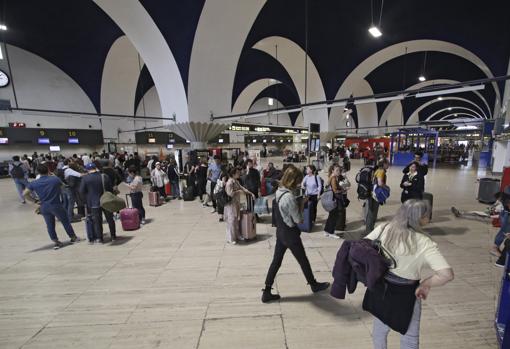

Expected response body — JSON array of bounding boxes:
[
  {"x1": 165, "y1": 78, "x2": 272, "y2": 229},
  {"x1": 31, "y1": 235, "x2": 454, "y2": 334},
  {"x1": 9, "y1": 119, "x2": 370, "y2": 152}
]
[{"x1": 331, "y1": 239, "x2": 388, "y2": 299}]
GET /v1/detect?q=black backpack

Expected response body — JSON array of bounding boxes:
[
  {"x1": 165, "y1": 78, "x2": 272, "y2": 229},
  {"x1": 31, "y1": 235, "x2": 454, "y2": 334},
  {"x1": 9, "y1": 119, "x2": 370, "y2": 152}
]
[
  {"x1": 355, "y1": 166, "x2": 376, "y2": 200},
  {"x1": 10, "y1": 163, "x2": 25, "y2": 179},
  {"x1": 314, "y1": 175, "x2": 325, "y2": 195}
]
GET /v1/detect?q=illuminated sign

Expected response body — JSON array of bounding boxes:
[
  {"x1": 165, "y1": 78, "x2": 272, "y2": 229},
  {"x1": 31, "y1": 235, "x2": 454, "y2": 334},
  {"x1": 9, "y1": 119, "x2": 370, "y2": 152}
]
[
  {"x1": 230, "y1": 125, "x2": 250, "y2": 131},
  {"x1": 254, "y1": 127, "x2": 271, "y2": 132},
  {"x1": 8, "y1": 122, "x2": 26, "y2": 128},
  {"x1": 148, "y1": 138, "x2": 156, "y2": 144}
]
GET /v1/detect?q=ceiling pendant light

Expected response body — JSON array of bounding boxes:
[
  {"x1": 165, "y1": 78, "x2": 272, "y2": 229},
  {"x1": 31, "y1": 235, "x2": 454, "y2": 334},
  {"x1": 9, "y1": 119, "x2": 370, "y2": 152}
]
[
  {"x1": 0, "y1": 24, "x2": 7, "y2": 31},
  {"x1": 418, "y1": 75, "x2": 426, "y2": 82},
  {"x1": 418, "y1": 51, "x2": 427, "y2": 82},
  {"x1": 368, "y1": 0, "x2": 384, "y2": 38},
  {"x1": 268, "y1": 98, "x2": 274, "y2": 106},
  {"x1": 368, "y1": 26, "x2": 382, "y2": 38}
]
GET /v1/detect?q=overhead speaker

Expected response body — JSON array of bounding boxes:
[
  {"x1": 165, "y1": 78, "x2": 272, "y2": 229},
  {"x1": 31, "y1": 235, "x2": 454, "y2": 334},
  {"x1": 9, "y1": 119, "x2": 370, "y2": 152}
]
[{"x1": 0, "y1": 99, "x2": 11, "y2": 110}]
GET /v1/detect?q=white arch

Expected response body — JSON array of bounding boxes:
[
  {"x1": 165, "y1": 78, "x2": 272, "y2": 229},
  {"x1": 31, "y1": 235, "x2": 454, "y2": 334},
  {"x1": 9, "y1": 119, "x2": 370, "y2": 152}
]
[
  {"x1": 100, "y1": 36, "x2": 140, "y2": 115},
  {"x1": 440, "y1": 113, "x2": 479, "y2": 120},
  {"x1": 252, "y1": 36, "x2": 328, "y2": 131},
  {"x1": 188, "y1": 0, "x2": 266, "y2": 122},
  {"x1": 246, "y1": 97, "x2": 292, "y2": 126},
  {"x1": 426, "y1": 106, "x2": 484, "y2": 121},
  {"x1": 94, "y1": 0, "x2": 188, "y2": 123},
  {"x1": 335, "y1": 40, "x2": 500, "y2": 129},
  {"x1": 406, "y1": 96, "x2": 488, "y2": 125},
  {"x1": 232, "y1": 78, "x2": 281, "y2": 114}
]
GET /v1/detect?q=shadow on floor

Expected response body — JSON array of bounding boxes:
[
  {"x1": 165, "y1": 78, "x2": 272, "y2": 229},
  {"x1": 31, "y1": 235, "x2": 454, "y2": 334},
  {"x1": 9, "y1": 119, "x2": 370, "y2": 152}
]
[
  {"x1": 243, "y1": 233, "x2": 272, "y2": 244},
  {"x1": 28, "y1": 241, "x2": 75, "y2": 252},
  {"x1": 109, "y1": 235, "x2": 134, "y2": 246},
  {"x1": 280, "y1": 292, "x2": 371, "y2": 320},
  {"x1": 425, "y1": 226, "x2": 468, "y2": 236}
]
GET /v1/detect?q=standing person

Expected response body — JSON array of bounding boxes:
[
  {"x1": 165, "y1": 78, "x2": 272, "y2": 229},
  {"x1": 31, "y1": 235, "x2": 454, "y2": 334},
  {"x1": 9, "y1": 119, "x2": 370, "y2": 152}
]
[
  {"x1": 262, "y1": 164, "x2": 330, "y2": 303},
  {"x1": 126, "y1": 166, "x2": 146, "y2": 225},
  {"x1": 324, "y1": 164, "x2": 346, "y2": 239},
  {"x1": 301, "y1": 165, "x2": 321, "y2": 224},
  {"x1": 167, "y1": 160, "x2": 181, "y2": 200},
  {"x1": 364, "y1": 200, "x2": 454, "y2": 349},
  {"x1": 214, "y1": 173, "x2": 228, "y2": 222},
  {"x1": 403, "y1": 152, "x2": 428, "y2": 179},
  {"x1": 151, "y1": 162, "x2": 168, "y2": 200},
  {"x1": 208, "y1": 155, "x2": 222, "y2": 214},
  {"x1": 364, "y1": 158, "x2": 390, "y2": 236},
  {"x1": 400, "y1": 162, "x2": 424, "y2": 203},
  {"x1": 9, "y1": 155, "x2": 31, "y2": 204},
  {"x1": 79, "y1": 163, "x2": 117, "y2": 243},
  {"x1": 244, "y1": 159, "x2": 261, "y2": 198},
  {"x1": 196, "y1": 159, "x2": 209, "y2": 203},
  {"x1": 23, "y1": 164, "x2": 79, "y2": 249},
  {"x1": 224, "y1": 167, "x2": 254, "y2": 244},
  {"x1": 62, "y1": 159, "x2": 82, "y2": 223},
  {"x1": 102, "y1": 160, "x2": 122, "y2": 189}
]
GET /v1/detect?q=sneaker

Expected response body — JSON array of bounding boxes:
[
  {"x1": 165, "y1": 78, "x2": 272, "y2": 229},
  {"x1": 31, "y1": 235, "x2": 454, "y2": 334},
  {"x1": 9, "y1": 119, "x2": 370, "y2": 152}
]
[
  {"x1": 94, "y1": 239, "x2": 104, "y2": 244},
  {"x1": 311, "y1": 281, "x2": 330, "y2": 293},
  {"x1": 141, "y1": 219, "x2": 146, "y2": 225},
  {"x1": 210, "y1": 208, "x2": 217, "y2": 214},
  {"x1": 111, "y1": 234, "x2": 117, "y2": 242},
  {"x1": 451, "y1": 207, "x2": 461, "y2": 218},
  {"x1": 69, "y1": 236, "x2": 80, "y2": 244},
  {"x1": 53, "y1": 241, "x2": 64, "y2": 250},
  {"x1": 324, "y1": 232, "x2": 340, "y2": 239},
  {"x1": 88, "y1": 240, "x2": 94, "y2": 245},
  {"x1": 261, "y1": 288, "x2": 281, "y2": 303},
  {"x1": 495, "y1": 260, "x2": 505, "y2": 268}
]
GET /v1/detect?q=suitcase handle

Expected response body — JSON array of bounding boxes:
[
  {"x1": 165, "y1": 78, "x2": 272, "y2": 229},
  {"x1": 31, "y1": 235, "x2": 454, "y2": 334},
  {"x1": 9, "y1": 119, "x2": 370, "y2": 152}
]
[
  {"x1": 246, "y1": 193, "x2": 254, "y2": 213},
  {"x1": 125, "y1": 193, "x2": 132, "y2": 209}
]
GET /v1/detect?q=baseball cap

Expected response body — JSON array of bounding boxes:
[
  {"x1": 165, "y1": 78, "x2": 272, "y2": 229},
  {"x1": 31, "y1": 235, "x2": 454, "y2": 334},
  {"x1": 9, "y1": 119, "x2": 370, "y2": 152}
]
[{"x1": 85, "y1": 163, "x2": 97, "y2": 170}]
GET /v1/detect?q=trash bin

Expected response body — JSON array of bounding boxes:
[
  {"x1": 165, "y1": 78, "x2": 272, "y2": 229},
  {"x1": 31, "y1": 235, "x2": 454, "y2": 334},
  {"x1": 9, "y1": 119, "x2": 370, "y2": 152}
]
[{"x1": 478, "y1": 178, "x2": 501, "y2": 204}]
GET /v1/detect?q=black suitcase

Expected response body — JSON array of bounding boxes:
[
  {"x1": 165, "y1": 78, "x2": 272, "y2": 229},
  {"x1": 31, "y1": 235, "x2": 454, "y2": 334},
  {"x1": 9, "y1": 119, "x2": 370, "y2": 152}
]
[
  {"x1": 423, "y1": 192, "x2": 433, "y2": 220},
  {"x1": 183, "y1": 186, "x2": 195, "y2": 201}
]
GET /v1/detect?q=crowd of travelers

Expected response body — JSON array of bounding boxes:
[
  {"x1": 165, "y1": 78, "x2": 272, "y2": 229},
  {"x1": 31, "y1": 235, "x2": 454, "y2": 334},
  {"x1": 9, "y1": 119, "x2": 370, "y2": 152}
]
[{"x1": 7, "y1": 145, "x2": 509, "y2": 348}]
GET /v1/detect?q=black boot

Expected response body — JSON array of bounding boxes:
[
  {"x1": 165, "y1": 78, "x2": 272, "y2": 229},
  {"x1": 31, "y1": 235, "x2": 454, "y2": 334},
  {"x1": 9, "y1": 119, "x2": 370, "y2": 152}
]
[
  {"x1": 261, "y1": 286, "x2": 281, "y2": 303},
  {"x1": 310, "y1": 281, "x2": 330, "y2": 293}
]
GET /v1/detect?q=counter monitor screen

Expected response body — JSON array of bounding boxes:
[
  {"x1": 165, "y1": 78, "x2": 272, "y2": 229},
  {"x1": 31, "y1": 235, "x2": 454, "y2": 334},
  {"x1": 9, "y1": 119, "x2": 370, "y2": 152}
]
[
  {"x1": 0, "y1": 137, "x2": 8, "y2": 144},
  {"x1": 68, "y1": 137, "x2": 79, "y2": 144},
  {"x1": 148, "y1": 137, "x2": 156, "y2": 144},
  {"x1": 38, "y1": 138, "x2": 50, "y2": 144},
  {"x1": 166, "y1": 144, "x2": 174, "y2": 149},
  {"x1": 49, "y1": 145, "x2": 61, "y2": 152}
]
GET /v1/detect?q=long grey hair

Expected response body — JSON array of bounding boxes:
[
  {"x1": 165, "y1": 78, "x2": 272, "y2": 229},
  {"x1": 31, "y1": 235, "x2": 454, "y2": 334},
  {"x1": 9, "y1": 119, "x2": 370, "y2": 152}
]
[{"x1": 380, "y1": 199, "x2": 430, "y2": 255}]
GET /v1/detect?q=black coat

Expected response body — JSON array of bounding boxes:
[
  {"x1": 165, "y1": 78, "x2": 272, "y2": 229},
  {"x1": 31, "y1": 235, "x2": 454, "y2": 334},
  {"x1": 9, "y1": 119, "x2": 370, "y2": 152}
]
[
  {"x1": 400, "y1": 173, "x2": 424, "y2": 203},
  {"x1": 244, "y1": 168, "x2": 261, "y2": 195},
  {"x1": 79, "y1": 172, "x2": 113, "y2": 208}
]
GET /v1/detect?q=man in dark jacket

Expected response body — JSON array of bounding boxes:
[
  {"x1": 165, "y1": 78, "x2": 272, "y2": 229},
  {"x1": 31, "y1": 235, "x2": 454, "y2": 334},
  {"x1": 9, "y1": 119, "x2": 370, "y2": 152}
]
[
  {"x1": 244, "y1": 159, "x2": 261, "y2": 198},
  {"x1": 79, "y1": 163, "x2": 116, "y2": 243}
]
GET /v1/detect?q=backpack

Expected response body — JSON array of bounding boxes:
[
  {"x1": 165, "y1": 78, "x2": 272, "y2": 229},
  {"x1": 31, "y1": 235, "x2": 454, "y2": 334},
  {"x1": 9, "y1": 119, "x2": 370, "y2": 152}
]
[
  {"x1": 215, "y1": 187, "x2": 232, "y2": 207},
  {"x1": 320, "y1": 186, "x2": 338, "y2": 212},
  {"x1": 314, "y1": 175, "x2": 325, "y2": 195},
  {"x1": 355, "y1": 166, "x2": 376, "y2": 200},
  {"x1": 10, "y1": 163, "x2": 25, "y2": 179}
]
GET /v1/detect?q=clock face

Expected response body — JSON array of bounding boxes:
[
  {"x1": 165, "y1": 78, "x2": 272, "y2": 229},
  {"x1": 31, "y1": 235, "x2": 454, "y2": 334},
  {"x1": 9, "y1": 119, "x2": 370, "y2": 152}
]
[{"x1": 0, "y1": 70, "x2": 9, "y2": 87}]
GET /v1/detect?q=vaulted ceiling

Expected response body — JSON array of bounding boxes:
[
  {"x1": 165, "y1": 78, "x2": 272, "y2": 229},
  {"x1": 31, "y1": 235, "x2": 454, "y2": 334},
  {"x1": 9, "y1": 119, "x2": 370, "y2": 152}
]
[{"x1": 2, "y1": 0, "x2": 510, "y2": 126}]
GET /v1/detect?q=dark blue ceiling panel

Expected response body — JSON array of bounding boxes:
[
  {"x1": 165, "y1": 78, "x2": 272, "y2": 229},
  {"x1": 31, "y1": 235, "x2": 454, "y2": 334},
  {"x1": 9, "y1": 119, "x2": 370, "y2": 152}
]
[
  {"x1": 251, "y1": 83, "x2": 301, "y2": 125},
  {"x1": 2, "y1": 0, "x2": 125, "y2": 112},
  {"x1": 241, "y1": 0, "x2": 510, "y2": 103},
  {"x1": 232, "y1": 49, "x2": 299, "y2": 109},
  {"x1": 139, "y1": 0, "x2": 205, "y2": 93},
  {"x1": 134, "y1": 65, "x2": 155, "y2": 115}
]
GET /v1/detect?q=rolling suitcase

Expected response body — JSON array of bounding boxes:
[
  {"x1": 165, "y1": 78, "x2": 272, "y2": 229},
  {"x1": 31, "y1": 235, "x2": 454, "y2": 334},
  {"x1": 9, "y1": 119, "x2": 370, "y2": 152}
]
[
  {"x1": 148, "y1": 191, "x2": 161, "y2": 207},
  {"x1": 478, "y1": 178, "x2": 500, "y2": 204},
  {"x1": 120, "y1": 194, "x2": 140, "y2": 231},
  {"x1": 165, "y1": 182, "x2": 172, "y2": 196},
  {"x1": 183, "y1": 186, "x2": 195, "y2": 201},
  {"x1": 297, "y1": 201, "x2": 312, "y2": 233},
  {"x1": 240, "y1": 195, "x2": 257, "y2": 240},
  {"x1": 423, "y1": 192, "x2": 433, "y2": 220}
]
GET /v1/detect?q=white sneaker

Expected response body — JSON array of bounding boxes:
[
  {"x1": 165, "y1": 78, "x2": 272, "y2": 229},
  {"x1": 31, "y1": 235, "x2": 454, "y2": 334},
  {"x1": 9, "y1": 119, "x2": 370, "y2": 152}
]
[
  {"x1": 141, "y1": 219, "x2": 146, "y2": 225},
  {"x1": 210, "y1": 208, "x2": 217, "y2": 213},
  {"x1": 325, "y1": 232, "x2": 340, "y2": 239}
]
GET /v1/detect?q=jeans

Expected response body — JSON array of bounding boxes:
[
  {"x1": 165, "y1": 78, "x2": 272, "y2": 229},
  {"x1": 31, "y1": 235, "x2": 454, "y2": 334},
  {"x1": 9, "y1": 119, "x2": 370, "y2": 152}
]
[
  {"x1": 264, "y1": 237, "x2": 316, "y2": 287},
  {"x1": 171, "y1": 181, "x2": 180, "y2": 199},
  {"x1": 62, "y1": 187, "x2": 75, "y2": 222},
  {"x1": 90, "y1": 207, "x2": 116, "y2": 241},
  {"x1": 130, "y1": 192, "x2": 145, "y2": 221},
  {"x1": 307, "y1": 195, "x2": 318, "y2": 222},
  {"x1": 13, "y1": 178, "x2": 30, "y2": 202},
  {"x1": 372, "y1": 299, "x2": 421, "y2": 349},
  {"x1": 495, "y1": 210, "x2": 510, "y2": 246},
  {"x1": 40, "y1": 204, "x2": 76, "y2": 241},
  {"x1": 364, "y1": 197, "x2": 380, "y2": 235}
]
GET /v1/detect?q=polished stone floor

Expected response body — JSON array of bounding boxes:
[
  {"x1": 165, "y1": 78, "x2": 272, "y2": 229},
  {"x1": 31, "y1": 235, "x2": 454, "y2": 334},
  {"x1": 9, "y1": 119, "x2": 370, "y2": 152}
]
[{"x1": 0, "y1": 159, "x2": 502, "y2": 348}]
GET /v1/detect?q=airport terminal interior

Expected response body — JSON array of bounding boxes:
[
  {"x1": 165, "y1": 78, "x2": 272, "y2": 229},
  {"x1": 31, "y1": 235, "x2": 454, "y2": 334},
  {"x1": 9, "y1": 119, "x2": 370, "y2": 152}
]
[{"x1": 0, "y1": 1, "x2": 510, "y2": 348}]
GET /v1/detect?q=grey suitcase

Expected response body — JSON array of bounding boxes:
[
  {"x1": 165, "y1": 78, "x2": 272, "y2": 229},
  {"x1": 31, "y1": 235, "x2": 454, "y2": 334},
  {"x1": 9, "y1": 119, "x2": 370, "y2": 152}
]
[{"x1": 477, "y1": 178, "x2": 500, "y2": 204}]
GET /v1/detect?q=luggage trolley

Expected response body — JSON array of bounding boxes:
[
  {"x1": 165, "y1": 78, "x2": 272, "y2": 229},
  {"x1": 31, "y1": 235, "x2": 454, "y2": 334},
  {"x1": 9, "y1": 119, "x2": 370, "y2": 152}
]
[{"x1": 495, "y1": 252, "x2": 510, "y2": 347}]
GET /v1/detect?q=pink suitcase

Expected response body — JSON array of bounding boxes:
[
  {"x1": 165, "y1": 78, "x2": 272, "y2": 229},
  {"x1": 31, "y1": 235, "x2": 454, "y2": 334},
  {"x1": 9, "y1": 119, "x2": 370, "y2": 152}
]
[
  {"x1": 240, "y1": 195, "x2": 257, "y2": 240},
  {"x1": 148, "y1": 191, "x2": 161, "y2": 207},
  {"x1": 120, "y1": 194, "x2": 140, "y2": 231}
]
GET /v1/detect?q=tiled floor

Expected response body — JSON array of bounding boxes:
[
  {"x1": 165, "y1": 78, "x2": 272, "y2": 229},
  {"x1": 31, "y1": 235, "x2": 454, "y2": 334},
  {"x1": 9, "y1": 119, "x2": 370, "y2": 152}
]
[{"x1": 0, "y1": 159, "x2": 503, "y2": 348}]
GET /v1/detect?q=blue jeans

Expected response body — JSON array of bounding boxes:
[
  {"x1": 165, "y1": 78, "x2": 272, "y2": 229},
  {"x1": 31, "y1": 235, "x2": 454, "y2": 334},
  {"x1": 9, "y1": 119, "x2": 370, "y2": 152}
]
[
  {"x1": 373, "y1": 299, "x2": 421, "y2": 349},
  {"x1": 495, "y1": 210, "x2": 510, "y2": 246},
  {"x1": 13, "y1": 178, "x2": 30, "y2": 202},
  {"x1": 40, "y1": 204, "x2": 76, "y2": 241},
  {"x1": 171, "y1": 181, "x2": 180, "y2": 198},
  {"x1": 62, "y1": 187, "x2": 75, "y2": 222}
]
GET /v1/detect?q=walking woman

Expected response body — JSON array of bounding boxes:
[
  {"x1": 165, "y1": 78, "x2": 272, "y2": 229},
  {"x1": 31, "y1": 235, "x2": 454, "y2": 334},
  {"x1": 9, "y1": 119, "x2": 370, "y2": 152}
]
[
  {"x1": 126, "y1": 166, "x2": 146, "y2": 225},
  {"x1": 323, "y1": 164, "x2": 348, "y2": 239},
  {"x1": 364, "y1": 200, "x2": 454, "y2": 349},
  {"x1": 301, "y1": 165, "x2": 321, "y2": 223},
  {"x1": 400, "y1": 162, "x2": 424, "y2": 203},
  {"x1": 224, "y1": 167, "x2": 254, "y2": 244},
  {"x1": 150, "y1": 162, "x2": 168, "y2": 199},
  {"x1": 262, "y1": 164, "x2": 330, "y2": 303},
  {"x1": 196, "y1": 159, "x2": 208, "y2": 202}
]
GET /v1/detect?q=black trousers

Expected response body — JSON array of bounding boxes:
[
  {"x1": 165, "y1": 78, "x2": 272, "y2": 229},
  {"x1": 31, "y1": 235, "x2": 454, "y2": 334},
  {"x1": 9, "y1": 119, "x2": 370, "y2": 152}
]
[
  {"x1": 90, "y1": 207, "x2": 116, "y2": 241},
  {"x1": 210, "y1": 181, "x2": 217, "y2": 209},
  {"x1": 157, "y1": 186, "x2": 166, "y2": 198},
  {"x1": 130, "y1": 192, "x2": 145, "y2": 221},
  {"x1": 264, "y1": 237, "x2": 316, "y2": 287},
  {"x1": 324, "y1": 205, "x2": 340, "y2": 234},
  {"x1": 307, "y1": 195, "x2": 318, "y2": 222}
]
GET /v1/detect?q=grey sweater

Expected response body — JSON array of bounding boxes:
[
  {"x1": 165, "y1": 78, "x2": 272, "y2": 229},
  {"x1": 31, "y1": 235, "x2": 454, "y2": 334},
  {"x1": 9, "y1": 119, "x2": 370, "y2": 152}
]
[{"x1": 275, "y1": 188, "x2": 303, "y2": 227}]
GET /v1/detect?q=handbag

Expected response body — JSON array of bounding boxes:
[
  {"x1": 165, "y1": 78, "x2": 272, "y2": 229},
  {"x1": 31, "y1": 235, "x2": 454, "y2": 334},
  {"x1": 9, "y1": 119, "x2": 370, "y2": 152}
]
[
  {"x1": 320, "y1": 187, "x2": 338, "y2": 212},
  {"x1": 99, "y1": 174, "x2": 126, "y2": 213}
]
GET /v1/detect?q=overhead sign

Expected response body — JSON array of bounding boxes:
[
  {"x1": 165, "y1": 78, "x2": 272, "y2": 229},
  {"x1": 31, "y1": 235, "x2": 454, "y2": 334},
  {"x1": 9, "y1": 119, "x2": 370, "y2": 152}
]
[
  {"x1": 230, "y1": 122, "x2": 307, "y2": 134},
  {"x1": 8, "y1": 122, "x2": 26, "y2": 128}
]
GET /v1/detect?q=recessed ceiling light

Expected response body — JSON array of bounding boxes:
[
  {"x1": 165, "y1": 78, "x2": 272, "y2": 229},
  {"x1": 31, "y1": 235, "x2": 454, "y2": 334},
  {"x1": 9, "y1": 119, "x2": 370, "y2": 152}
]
[
  {"x1": 418, "y1": 75, "x2": 426, "y2": 82},
  {"x1": 448, "y1": 107, "x2": 452, "y2": 111},
  {"x1": 368, "y1": 26, "x2": 382, "y2": 38},
  {"x1": 0, "y1": 24, "x2": 7, "y2": 31},
  {"x1": 437, "y1": 97, "x2": 443, "y2": 101},
  {"x1": 454, "y1": 114, "x2": 458, "y2": 117},
  {"x1": 268, "y1": 98, "x2": 274, "y2": 106}
]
